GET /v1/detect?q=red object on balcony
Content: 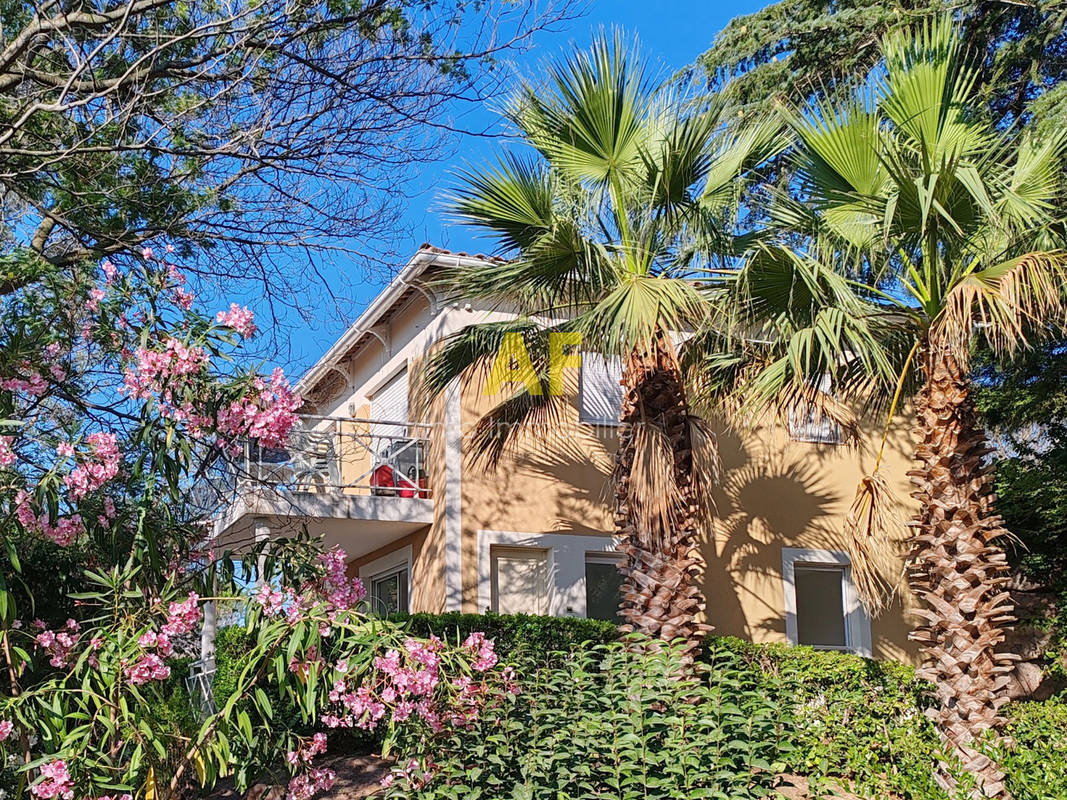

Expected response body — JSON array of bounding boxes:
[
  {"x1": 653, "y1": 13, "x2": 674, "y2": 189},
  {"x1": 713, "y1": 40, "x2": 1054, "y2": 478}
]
[{"x1": 371, "y1": 463, "x2": 396, "y2": 495}]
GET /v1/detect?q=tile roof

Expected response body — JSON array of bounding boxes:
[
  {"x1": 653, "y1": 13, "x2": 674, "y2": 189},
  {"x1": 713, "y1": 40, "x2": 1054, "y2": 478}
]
[{"x1": 416, "y1": 242, "x2": 508, "y2": 264}]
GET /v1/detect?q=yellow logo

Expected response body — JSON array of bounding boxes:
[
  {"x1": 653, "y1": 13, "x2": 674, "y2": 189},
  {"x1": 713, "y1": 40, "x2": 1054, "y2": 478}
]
[{"x1": 484, "y1": 332, "x2": 582, "y2": 396}]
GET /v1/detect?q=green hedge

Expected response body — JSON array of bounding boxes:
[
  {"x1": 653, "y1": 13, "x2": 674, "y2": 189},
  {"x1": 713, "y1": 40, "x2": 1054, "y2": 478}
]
[
  {"x1": 386, "y1": 636, "x2": 785, "y2": 800},
  {"x1": 388, "y1": 611, "x2": 619, "y2": 666},
  {"x1": 210, "y1": 614, "x2": 1067, "y2": 799}
]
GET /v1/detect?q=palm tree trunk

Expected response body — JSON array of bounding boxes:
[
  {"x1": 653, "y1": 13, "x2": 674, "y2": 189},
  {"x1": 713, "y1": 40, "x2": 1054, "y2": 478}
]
[
  {"x1": 613, "y1": 333, "x2": 709, "y2": 662},
  {"x1": 908, "y1": 341, "x2": 1016, "y2": 799}
]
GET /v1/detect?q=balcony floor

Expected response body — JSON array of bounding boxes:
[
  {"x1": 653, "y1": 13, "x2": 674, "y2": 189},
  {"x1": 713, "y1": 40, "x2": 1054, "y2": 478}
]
[{"x1": 209, "y1": 487, "x2": 433, "y2": 560}]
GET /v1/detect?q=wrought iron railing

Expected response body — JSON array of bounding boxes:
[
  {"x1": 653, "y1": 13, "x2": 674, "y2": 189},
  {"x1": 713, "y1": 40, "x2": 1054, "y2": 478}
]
[{"x1": 188, "y1": 416, "x2": 434, "y2": 517}]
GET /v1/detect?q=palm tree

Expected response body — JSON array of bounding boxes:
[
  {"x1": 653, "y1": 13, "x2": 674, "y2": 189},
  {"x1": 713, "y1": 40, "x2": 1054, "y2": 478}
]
[
  {"x1": 418, "y1": 32, "x2": 780, "y2": 661},
  {"x1": 704, "y1": 19, "x2": 1067, "y2": 797}
]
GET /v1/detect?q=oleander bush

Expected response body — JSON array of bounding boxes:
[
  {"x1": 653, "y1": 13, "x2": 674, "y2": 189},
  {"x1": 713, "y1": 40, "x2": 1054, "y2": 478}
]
[{"x1": 390, "y1": 611, "x2": 620, "y2": 667}]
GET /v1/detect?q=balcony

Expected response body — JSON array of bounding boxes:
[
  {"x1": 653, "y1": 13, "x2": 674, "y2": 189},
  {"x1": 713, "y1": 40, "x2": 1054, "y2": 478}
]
[{"x1": 196, "y1": 416, "x2": 435, "y2": 557}]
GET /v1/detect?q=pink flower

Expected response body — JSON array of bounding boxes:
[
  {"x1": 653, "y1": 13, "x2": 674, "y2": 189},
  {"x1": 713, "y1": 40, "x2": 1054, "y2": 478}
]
[
  {"x1": 1, "y1": 370, "x2": 48, "y2": 397},
  {"x1": 255, "y1": 583, "x2": 285, "y2": 616},
  {"x1": 215, "y1": 367, "x2": 302, "y2": 449},
  {"x1": 316, "y1": 548, "x2": 366, "y2": 615},
  {"x1": 87, "y1": 288, "x2": 106, "y2": 311},
  {"x1": 101, "y1": 260, "x2": 117, "y2": 280},
  {"x1": 125, "y1": 653, "x2": 171, "y2": 685},
  {"x1": 30, "y1": 759, "x2": 73, "y2": 800},
  {"x1": 141, "y1": 247, "x2": 154, "y2": 260},
  {"x1": 0, "y1": 436, "x2": 14, "y2": 467},
  {"x1": 35, "y1": 626, "x2": 79, "y2": 668},
  {"x1": 286, "y1": 768, "x2": 335, "y2": 800},
  {"x1": 215, "y1": 304, "x2": 257, "y2": 338},
  {"x1": 172, "y1": 287, "x2": 195, "y2": 310},
  {"x1": 463, "y1": 632, "x2": 498, "y2": 672},
  {"x1": 161, "y1": 592, "x2": 201, "y2": 637},
  {"x1": 0, "y1": 720, "x2": 13, "y2": 740},
  {"x1": 122, "y1": 339, "x2": 209, "y2": 402},
  {"x1": 63, "y1": 432, "x2": 120, "y2": 500},
  {"x1": 23, "y1": 512, "x2": 84, "y2": 547}
]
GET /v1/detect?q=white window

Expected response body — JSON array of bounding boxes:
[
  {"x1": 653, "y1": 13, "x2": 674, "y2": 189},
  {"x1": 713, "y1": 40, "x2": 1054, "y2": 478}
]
[
  {"x1": 585, "y1": 553, "x2": 624, "y2": 623},
  {"x1": 781, "y1": 547, "x2": 871, "y2": 656},
  {"x1": 358, "y1": 546, "x2": 411, "y2": 616},
  {"x1": 788, "y1": 374, "x2": 843, "y2": 444},
  {"x1": 491, "y1": 546, "x2": 548, "y2": 615},
  {"x1": 477, "y1": 531, "x2": 618, "y2": 617},
  {"x1": 370, "y1": 366, "x2": 408, "y2": 438},
  {"x1": 369, "y1": 566, "x2": 409, "y2": 615},
  {"x1": 579, "y1": 353, "x2": 623, "y2": 425}
]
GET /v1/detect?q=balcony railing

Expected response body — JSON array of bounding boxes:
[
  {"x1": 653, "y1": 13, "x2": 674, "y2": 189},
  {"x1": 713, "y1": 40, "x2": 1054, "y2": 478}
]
[{"x1": 190, "y1": 416, "x2": 433, "y2": 517}]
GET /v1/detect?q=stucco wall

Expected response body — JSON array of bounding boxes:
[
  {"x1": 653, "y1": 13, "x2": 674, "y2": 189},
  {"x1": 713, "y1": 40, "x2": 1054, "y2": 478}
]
[
  {"x1": 455, "y1": 355, "x2": 921, "y2": 663},
  {"x1": 303, "y1": 286, "x2": 920, "y2": 663}
]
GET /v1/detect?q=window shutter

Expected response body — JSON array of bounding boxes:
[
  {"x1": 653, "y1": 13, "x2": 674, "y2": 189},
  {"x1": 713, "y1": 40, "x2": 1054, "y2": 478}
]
[
  {"x1": 370, "y1": 367, "x2": 408, "y2": 438},
  {"x1": 788, "y1": 373, "x2": 843, "y2": 444},
  {"x1": 491, "y1": 547, "x2": 547, "y2": 615},
  {"x1": 579, "y1": 353, "x2": 623, "y2": 424}
]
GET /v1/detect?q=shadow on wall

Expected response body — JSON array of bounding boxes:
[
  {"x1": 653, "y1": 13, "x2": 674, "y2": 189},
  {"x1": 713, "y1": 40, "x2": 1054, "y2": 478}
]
[
  {"x1": 457, "y1": 391, "x2": 919, "y2": 661},
  {"x1": 703, "y1": 421, "x2": 837, "y2": 640},
  {"x1": 464, "y1": 419, "x2": 617, "y2": 538},
  {"x1": 704, "y1": 414, "x2": 919, "y2": 663}
]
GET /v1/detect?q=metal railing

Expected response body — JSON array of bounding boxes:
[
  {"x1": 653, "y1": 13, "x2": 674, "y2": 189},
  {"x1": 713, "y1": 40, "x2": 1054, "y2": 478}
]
[
  {"x1": 185, "y1": 657, "x2": 217, "y2": 717},
  {"x1": 189, "y1": 416, "x2": 434, "y2": 517}
]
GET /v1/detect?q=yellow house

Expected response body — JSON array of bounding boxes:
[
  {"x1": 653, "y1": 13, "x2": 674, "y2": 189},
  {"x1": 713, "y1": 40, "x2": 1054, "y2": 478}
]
[{"x1": 208, "y1": 244, "x2": 920, "y2": 663}]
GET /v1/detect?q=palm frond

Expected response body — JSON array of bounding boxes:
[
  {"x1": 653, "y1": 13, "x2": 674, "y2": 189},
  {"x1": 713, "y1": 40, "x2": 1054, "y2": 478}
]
[
  {"x1": 464, "y1": 389, "x2": 573, "y2": 471},
  {"x1": 701, "y1": 117, "x2": 789, "y2": 213},
  {"x1": 995, "y1": 129, "x2": 1067, "y2": 229},
  {"x1": 880, "y1": 16, "x2": 982, "y2": 170},
  {"x1": 427, "y1": 232, "x2": 614, "y2": 314},
  {"x1": 628, "y1": 422, "x2": 678, "y2": 550},
  {"x1": 697, "y1": 245, "x2": 918, "y2": 428},
  {"x1": 688, "y1": 415, "x2": 722, "y2": 528},
  {"x1": 642, "y1": 106, "x2": 721, "y2": 223},
  {"x1": 845, "y1": 471, "x2": 907, "y2": 614},
  {"x1": 414, "y1": 319, "x2": 543, "y2": 406},
  {"x1": 937, "y1": 250, "x2": 1067, "y2": 357},
  {"x1": 520, "y1": 29, "x2": 653, "y2": 188},
  {"x1": 573, "y1": 275, "x2": 708, "y2": 357},
  {"x1": 446, "y1": 153, "x2": 555, "y2": 252}
]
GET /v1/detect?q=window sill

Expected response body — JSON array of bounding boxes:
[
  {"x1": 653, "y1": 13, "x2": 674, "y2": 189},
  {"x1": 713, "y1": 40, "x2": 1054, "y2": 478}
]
[{"x1": 579, "y1": 417, "x2": 621, "y2": 428}]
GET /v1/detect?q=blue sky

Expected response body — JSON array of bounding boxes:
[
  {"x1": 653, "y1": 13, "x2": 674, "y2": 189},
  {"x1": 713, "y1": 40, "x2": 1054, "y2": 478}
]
[{"x1": 281, "y1": 0, "x2": 765, "y2": 375}]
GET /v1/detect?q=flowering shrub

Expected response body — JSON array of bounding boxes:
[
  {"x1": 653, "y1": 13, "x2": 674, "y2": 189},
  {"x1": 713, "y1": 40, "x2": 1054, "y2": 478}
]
[{"x1": 0, "y1": 251, "x2": 508, "y2": 799}]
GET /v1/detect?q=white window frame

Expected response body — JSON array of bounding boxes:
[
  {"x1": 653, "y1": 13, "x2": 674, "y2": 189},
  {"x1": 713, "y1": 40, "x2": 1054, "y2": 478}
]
[
  {"x1": 781, "y1": 547, "x2": 871, "y2": 657},
  {"x1": 584, "y1": 552, "x2": 625, "y2": 622},
  {"x1": 358, "y1": 545, "x2": 412, "y2": 614},
  {"x1": 369, "y1": 364, "x2": 409, "y2": 439},
  {"x1": 477, "y1": 530, "x2": 618, "y2": 617}
]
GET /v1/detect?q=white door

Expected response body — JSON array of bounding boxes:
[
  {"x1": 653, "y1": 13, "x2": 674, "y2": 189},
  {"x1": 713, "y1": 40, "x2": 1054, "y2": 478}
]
[
  {"x1": 370, "y1": 367, "x2": 408, "y2": 439},
  {"x1": 491, "y1": 547, "x2": 548, "y2": 615}
]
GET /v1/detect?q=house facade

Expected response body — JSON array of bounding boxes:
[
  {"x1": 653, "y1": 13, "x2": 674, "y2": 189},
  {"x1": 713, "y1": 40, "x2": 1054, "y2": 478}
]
[{"x1": 208, "y1": 244, "x2": 921, "y2": 663}]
